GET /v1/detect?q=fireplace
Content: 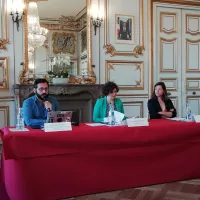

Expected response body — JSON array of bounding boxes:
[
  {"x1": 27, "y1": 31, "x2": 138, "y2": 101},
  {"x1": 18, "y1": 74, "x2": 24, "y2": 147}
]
[{"x1": 14, "y1": 84, "x2": 103, "y2": 122}]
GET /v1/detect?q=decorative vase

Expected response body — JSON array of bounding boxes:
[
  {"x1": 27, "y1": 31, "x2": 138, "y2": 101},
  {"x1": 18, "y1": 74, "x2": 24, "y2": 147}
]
[{"x1": 52, "y1": 78, "x2": 69, "y2": 84}]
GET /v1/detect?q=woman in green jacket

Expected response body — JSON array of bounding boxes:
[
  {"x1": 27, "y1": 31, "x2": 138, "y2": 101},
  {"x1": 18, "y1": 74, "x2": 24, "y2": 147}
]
[{"x1": 93, "y1": 81, "x2": 125, "y2": 122}]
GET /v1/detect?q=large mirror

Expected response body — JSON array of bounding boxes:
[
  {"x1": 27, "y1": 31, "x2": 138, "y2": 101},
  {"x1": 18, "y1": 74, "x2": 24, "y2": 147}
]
[{"x1": 21, "y1": 0, "x2": 96, "y2": 84}]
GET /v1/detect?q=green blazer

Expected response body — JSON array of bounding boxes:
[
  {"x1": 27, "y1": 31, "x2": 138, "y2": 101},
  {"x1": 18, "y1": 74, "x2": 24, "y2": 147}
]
[{"x1": 93, "y1": 96, "x2": 125, "y2": 122}]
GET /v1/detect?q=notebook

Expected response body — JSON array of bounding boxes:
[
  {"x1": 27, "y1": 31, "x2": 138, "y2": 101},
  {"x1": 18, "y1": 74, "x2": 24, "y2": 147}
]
[{"x1": 47, "y1": 111, "x2": 73, "y2": 123}]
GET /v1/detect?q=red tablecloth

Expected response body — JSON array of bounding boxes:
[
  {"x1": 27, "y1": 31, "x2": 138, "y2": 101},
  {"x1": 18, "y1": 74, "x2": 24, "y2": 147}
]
[{"x1": 1, "y1": 120, "x2": 200, "y2": 200}]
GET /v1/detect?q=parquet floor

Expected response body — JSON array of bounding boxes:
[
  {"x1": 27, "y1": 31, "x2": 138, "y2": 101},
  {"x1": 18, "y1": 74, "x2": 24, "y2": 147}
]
[{"x1": 63, "y1": 179, "x2": 200, "y2": 200}]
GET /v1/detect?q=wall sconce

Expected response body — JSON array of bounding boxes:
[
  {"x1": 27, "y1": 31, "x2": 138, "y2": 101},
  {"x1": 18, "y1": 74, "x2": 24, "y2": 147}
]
[
  {"x1": 9, "y1": 1, "x2": 25, "y2": 31},
  {"x1": 90, "y1": 4, "x2": 103, "y2": 35},
  {"x1": 91, "y1": 17, "x2": 103, "y2": 35}
]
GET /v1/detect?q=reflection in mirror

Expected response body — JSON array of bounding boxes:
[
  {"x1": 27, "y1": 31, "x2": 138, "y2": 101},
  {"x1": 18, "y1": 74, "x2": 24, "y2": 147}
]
[{"x1": 23, "y1": 0, "x2": 95, "y2": 84}]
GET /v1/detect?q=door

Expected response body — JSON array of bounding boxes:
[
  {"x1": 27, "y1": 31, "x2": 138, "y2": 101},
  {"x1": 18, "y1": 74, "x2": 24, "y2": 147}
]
[
  {"x1": 155, "y1": 6, "x2": 182, "y2": 116},
  {"x1": 182, "y1": 9, "x2": 200, "y2": 117}
]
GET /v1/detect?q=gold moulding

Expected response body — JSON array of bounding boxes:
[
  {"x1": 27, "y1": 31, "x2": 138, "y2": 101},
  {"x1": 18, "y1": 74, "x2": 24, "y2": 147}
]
[
  {"x1": 0, "y1": 39, "x2": 9, "y2": 51},
  {"x1": 104, "y1": 44, "x2": 145, "y2": 57},
  {"x1": 18, "y1": 68, "x2": 96, "y2": 85}
]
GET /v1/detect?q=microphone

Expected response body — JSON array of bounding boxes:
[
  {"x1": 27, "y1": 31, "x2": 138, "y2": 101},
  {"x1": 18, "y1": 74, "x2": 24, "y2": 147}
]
[{"x1": 43, "y1": 96, "x2": 51, "y2": 112}]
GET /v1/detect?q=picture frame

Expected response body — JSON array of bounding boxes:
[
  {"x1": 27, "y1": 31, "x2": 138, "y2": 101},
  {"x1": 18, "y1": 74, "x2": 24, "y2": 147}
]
[
  {"x1": 115, "y1": 14, "x2": 134, "y2": 44},
  {"x1": 52, "y1": 32, "x2": 76, "y2": 54}
]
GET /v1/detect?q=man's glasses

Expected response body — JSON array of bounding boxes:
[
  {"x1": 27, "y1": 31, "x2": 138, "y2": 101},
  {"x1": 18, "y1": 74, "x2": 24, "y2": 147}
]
[{"x1": 38, "y1": 87, "x2": 48, "y2": 92}]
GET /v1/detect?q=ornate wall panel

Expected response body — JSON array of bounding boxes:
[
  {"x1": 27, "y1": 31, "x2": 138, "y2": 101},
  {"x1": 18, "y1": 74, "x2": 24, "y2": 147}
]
[
  {"x1": 160, "y1": 12, "x2": 177, "y2": 34},
  {"x1": 0, "y1": 0, "x2": 8, "y2": 51},
  {"x1": 186, "y1": 78, "x2": 200, "y2": 90},
  {"x1": 160, "y1": 38, "x2": 177, "y2": 72},
  {"x1": 0, "y1": 57, "x2": 9, "y2": 91},
  {"x1": 104, "y1": 0, "x2": 144, "y2": 57},
  {"x1": 105, "y1": 60, "x2": 144, "y2": 90},
  {"x1": 123, "y1": 101, "x2": 144, "y2": 118},
  {"x1": 186, "y1": 39, "x2": 200, "y2": 72},
  {"x1": 186, "y1": 96, "x2": 200, "y2": 115},
  {"x1": 170, "y1": 96, "x2": 178, "y2": 113},
  {"x1": 186, "y1": 14, "x2": 200, "y2": 35},
  {"x1": 0, "y1": 106, "x2": 9, "y2": 128},
  {"x1": 160, "y1": 78, "x2": 178, "y2": 91}
]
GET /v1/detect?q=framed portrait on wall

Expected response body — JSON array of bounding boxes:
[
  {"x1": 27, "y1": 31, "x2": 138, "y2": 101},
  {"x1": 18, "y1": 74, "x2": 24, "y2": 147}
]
[
  {"x1": 52, "y1": 32, "x2": 76, "y2": 54},
  {"x1": 115, "y1": 14, "x2": 134, "y2": 44}
]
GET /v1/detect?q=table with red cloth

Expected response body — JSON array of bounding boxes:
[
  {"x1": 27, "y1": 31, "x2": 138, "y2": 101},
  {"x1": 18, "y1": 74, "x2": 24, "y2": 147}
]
[{"x1": 1, "y1": 120, "x2": 200, "y2": 200}]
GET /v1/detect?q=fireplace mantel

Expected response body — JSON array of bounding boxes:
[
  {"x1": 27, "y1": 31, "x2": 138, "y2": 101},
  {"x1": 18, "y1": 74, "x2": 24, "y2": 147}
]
[{"x1": 14, "y1": 84, "x2": 104, "y2": 122}]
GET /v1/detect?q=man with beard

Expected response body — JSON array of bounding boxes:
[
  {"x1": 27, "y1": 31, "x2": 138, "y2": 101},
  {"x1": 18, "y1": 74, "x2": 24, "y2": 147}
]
[{"x1": 23, "y1": 78, "x2": 60, "y2": 128}]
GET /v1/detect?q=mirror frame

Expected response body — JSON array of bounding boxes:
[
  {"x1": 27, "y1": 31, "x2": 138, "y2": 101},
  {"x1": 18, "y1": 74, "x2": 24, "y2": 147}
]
[{"x1": 21, "y1": 0, "x2": 96, "y2": 84}]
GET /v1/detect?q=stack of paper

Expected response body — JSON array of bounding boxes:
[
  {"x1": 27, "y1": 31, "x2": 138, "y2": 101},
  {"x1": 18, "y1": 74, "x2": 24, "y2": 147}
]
[
  {"x1": 114, "y1": 111, "x2": 125, "y2": 123},
  {"x1": 126, "y1": 117, "x2": 149, "y2": 127}
]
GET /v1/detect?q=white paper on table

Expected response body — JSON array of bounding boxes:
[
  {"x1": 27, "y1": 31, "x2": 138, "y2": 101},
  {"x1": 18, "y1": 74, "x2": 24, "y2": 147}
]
[
  {"x1": 127, "y1": 117, "x2": 149, "y2": 127},
  {"x1": 85, "y1": 123, "x2": 106, "y2": 127},
  {"x1": 166, "y1": 117, "x2": 193, "y2": 122},
  {"x1": 9, "y1": 128, "x2": 29, "y2": 132},
  {"x1": 193, "y1": 115, "x2": 200, "y2": 123}
]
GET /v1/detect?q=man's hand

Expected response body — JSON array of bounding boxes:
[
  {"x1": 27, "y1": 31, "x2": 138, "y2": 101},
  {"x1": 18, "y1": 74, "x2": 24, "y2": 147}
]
[{"x1": 44, "y1": 101, "x2": 52, "y2": 111}]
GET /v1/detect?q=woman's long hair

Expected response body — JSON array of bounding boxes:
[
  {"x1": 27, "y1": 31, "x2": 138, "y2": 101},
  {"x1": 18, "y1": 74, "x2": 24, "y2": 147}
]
[{"x1": 151, "y1": 82, "x2": 168, "y2": 101}]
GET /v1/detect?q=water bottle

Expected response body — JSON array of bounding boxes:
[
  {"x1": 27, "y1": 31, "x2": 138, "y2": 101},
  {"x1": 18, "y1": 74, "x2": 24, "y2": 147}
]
[
  {"x1": 186, "y1": 103, "x2": 192, "y2": 121},
  {"x1": 16, "y1": 108, "x2": 25, "y2": 130},
  {"x1": 109, "y1": 104, "x2": 115, "y2": 125}
]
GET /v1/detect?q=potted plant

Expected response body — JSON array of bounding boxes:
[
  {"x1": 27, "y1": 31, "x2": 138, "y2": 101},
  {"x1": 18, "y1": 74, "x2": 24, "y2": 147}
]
[
  {"x1": 47, "y1": 55, "x2": 71, "y2": 84},
  {"x1": 47, "y1": 70, "x2": 69, "y2": 84}
]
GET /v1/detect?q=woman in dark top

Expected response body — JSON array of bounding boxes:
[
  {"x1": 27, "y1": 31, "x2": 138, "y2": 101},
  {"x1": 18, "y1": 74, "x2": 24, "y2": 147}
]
[{"x1": 148, "y1": 82, "x2": 177, "y2": 119}]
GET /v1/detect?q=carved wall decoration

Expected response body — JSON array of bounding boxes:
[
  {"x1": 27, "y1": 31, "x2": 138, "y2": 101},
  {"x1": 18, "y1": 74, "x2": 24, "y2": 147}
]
[
  {"x1": 18, "y1": 63, "x2": 36, "y2": 84},
  {"x1": 0, "y1": 0, "x2": 8, "y2": 51},
  {"x1": 133, "y1": 45, "x2": 145, "y2": 57},
  {"x1": 160, "y1": 37, "x2": 177, "y2": 72},
  {"x1": 160, "y1": 12, "x2": 177, "y2": 34},
  {"x1": 103, "y1": 44, "x2": 116, "y2": 57},
  {"x1": 0, "y1": 57, "x2": 9, "y2": 91},
  {"x1": 186, "y1": 14, "x2": 200, "y2": 35},
  {"x1": 41, "y1": 13, "x2": 87, "y2": 32},
  {"x1": 105, "y1": 60, "x2": 144, "y2": 90},
  {"x1": 104, "y1": 0, "x2": 144, "y2": 57},
  {"x1": 186, "y1": 39, "x2": 200, "y2": 72},
  {"x1": 160, "y1": 78, "x2": 178, "y2": 91},
  {"x1": 186, "y1": 78, "x2": 200, "y2": 90},
  {"x1": 52, "y1": 32, "x2": 76, "y2": 54}
]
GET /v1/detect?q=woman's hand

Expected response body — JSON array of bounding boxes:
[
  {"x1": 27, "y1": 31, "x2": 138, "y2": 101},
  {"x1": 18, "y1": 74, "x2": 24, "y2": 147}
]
[{"x1": 158, "y1": 111, "x2": 172, "y2": 118}]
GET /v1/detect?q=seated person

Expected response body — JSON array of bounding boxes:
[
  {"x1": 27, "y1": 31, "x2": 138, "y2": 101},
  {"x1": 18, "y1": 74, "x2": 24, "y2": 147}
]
[
  {"x1": 148, "y1": 82, "x2": 176, "y2": 119},
  {"x1": 93, "y1": 81, "x2": 125, "y2": 122},
  {"x1": 23, "y1": 78, "x2": 60, "y2": 128}
]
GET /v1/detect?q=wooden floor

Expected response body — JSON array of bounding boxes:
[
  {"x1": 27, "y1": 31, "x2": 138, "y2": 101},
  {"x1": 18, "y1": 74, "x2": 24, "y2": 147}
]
[
  {"x1": 63, "y1": 179, "x2": 200, "y2": 200},
  {"x1": 1, "y1": 175, "x2": 200, "y2": 200}
]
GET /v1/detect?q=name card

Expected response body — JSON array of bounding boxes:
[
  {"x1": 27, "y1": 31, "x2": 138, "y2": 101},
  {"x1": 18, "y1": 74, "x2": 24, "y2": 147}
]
[
  {"x1": 127, "y1": 117, "x2": 149, "y2": 127},
  {"x1": 44, "y1": 122, "x2": 72, "y2": 132}
]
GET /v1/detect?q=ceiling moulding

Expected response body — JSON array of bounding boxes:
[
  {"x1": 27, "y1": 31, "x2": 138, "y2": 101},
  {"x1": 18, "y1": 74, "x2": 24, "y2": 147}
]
[{"x1": 40, "y1": 14, "x2": 87, "y2": 32}]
